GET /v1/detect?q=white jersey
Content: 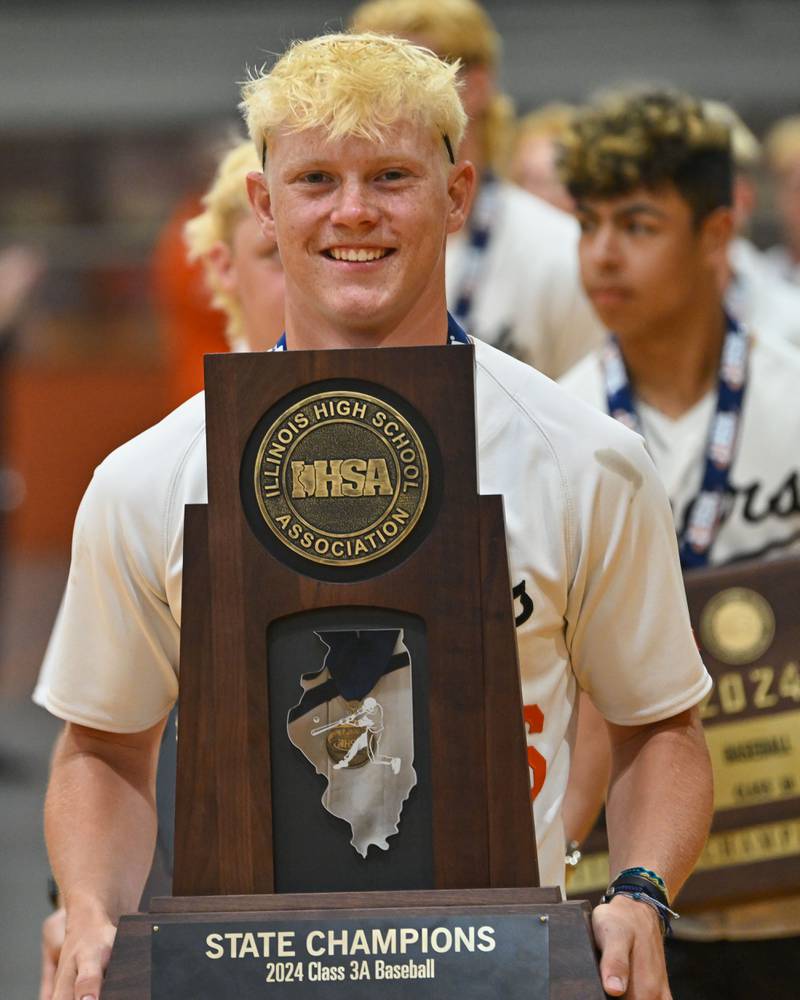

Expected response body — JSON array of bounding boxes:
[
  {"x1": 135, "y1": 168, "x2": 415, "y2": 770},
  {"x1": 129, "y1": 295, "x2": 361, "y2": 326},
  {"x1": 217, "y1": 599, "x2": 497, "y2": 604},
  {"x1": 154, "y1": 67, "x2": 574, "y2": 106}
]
[
  {"x1": 34, "y1": 338, "x2": 708, "y2": 890},
  {"x1": 560, "y1": 332, "x2": 800, "y2": 937},
  {"x1": 446, "y1": 182, "x2": 603, "y2": 378},
  {"x1": 727, "y1": 238, "x2": 800, "y2": 350}
]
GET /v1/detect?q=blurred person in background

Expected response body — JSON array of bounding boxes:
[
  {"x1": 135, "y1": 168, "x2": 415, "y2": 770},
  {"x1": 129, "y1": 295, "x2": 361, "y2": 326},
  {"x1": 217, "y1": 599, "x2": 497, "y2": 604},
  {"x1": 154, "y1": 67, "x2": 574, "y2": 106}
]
[
  {"x1": 764, "y1": 115, "x2": 800, "y2": 286},
  {"x1": 558, "y1": 88, "x2": 800, "y2": 1000},
  {"x1": 508, "y1": 102, "x2": 576, "y2": 212},
  {"x1": 184, "y1": 139, "x2": 285, "y2": 354},
  {"x1": 0, "y1": 245, "x2": 42, "y2": 336},
  {"x1": 706, "y1": 100, "x2": 800, "y2": 348},
  {"x1": 0, "y1": 245, "x2": 43, "y2": 617},
  {"x1": 150, "y1": 126, "x2": 254, "y2": 406},
  {"x1": 37, "y1": 138, "x2": 284, "y2": 1000},
  {"x1": 350, "y1": 0, "x2": 603, "y2": 377},
  {"x1": 152, "y1": 191, "x2": 230, "y2": 407}
]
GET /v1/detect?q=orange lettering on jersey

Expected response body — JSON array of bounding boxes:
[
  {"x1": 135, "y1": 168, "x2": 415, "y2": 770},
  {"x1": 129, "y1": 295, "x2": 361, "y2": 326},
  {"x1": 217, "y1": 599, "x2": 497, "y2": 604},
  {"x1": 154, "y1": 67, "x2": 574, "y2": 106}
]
[{"x1": 523, "y1": 704, "x2": 547, "y2": 801}]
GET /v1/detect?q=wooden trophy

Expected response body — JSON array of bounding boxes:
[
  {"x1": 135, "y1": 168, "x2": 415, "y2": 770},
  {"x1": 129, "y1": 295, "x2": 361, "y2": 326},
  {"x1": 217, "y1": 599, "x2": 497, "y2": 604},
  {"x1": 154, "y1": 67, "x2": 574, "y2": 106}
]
[
  {"x1": 103, "y1": 344, "x2": 604, "y2": 998},
  {"x1": 569, "y1": 553, "x2": 800, "y2": 911}
]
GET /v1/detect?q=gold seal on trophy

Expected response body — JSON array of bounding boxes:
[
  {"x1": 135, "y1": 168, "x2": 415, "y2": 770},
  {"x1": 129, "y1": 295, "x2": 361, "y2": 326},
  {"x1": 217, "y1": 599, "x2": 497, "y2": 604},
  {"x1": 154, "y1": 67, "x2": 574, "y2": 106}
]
[
  {"x1": 253, "y1": 389, "x2": 429, "y2": 567},
  {"x1": 325, "y1": 726, "x2": 375, "y2": 768},
  {"x1": 309, "y1": 699, "x2": 381, "y2": 768},
  {"x1": 700, "y1": 587, "x2": 776, "y2": 665}
]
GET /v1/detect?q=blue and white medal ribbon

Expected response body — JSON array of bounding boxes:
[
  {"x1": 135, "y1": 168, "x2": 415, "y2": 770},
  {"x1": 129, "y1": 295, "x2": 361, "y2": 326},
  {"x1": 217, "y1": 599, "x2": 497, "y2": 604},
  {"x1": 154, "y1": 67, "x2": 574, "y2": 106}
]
[
  {"x1": 446, "y1": 313, "x2": 471, "y2": 345},
  {"x1": 272, "y1": 313, "x2": 470, "y2": 352},
  {"x1": 602, "y1": 313, "x2": 749, "y2": 569}
]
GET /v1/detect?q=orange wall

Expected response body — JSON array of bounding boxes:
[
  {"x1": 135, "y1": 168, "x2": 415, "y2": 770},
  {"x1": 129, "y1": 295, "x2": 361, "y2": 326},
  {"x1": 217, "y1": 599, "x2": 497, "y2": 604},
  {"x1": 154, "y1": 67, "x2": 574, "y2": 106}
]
[{"x1": 4, "y1": 362, "x2": 171, "y2": 553}]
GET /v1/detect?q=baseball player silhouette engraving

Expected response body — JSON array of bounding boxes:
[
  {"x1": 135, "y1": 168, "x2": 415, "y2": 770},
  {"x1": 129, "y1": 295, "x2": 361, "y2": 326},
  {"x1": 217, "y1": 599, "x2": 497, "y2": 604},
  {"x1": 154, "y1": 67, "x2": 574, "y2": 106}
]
[{"x1": 312, "y1": 697, "x2": 402, "y2": 774}]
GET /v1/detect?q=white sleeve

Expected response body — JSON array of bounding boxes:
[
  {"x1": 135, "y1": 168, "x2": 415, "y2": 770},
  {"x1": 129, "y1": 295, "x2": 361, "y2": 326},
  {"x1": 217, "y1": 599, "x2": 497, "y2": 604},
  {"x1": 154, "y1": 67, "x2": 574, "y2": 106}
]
[
  {"x1": 33, "y1": 458, "x2": 180, "y2": 733},
  {"x1": 565, "y1": 433, "x2": 711, "y2": 725}
]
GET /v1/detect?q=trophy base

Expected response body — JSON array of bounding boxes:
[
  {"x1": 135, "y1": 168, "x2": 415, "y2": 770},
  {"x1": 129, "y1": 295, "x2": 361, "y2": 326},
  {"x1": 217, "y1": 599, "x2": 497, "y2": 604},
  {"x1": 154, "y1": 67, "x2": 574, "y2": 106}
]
[{"x1": 103, "y1": 888, "x2": 605, "y2": 999}]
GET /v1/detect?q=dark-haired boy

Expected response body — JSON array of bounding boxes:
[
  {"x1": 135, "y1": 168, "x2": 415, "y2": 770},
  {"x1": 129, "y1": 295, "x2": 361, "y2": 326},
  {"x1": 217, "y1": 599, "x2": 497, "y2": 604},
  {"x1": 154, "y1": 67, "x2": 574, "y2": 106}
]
[{"x1": 560, "y1": 89, "x2": 800, "y2": 1000}]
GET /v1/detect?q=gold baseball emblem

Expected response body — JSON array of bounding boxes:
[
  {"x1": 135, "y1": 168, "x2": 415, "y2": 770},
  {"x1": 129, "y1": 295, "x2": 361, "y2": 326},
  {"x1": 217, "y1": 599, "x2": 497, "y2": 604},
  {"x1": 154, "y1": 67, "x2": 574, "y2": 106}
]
[
  {"x1": 700, "y1": 587, "x2": 776, "y2": 665},
  {"x1": 325, "y1": 725, "x2": 376, "y2": 768},
  {"x1": 253, "y1": 390, "x2": 428, "y2": 567}
]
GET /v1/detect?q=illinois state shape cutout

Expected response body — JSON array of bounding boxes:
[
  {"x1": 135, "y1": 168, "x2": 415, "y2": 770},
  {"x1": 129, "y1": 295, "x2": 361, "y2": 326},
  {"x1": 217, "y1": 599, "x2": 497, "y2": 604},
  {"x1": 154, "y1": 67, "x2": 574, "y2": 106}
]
[{"x1": 287, "y1": 628, "x2": 417, "y2": 856}]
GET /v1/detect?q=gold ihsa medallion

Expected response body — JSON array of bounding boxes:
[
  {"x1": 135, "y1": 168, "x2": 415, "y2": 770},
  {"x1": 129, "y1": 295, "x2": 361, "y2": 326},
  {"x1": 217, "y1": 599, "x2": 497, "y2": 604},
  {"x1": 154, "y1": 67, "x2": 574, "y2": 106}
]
[{"x1": 253, "y1": 390, "x2": 429, "y2": 567}]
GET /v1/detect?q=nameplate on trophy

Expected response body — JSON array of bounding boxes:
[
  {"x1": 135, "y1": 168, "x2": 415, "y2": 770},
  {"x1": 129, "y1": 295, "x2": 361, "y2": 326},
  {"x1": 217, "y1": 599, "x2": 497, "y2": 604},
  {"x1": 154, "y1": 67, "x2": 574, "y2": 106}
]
[
  {"x1": 150, "y1": 909, "x2": 549, "y2": 999},
  {"x1": 568, "y1": 553, "x2": 800, "y2": 910}
]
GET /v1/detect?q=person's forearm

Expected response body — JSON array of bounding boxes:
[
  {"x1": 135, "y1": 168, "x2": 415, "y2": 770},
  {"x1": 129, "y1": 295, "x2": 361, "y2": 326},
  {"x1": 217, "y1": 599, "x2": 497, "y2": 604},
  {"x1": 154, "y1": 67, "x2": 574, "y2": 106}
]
[
  {"x1": 45, "y1": 722, "x2": 162, "y2": 925},
  {"x1": 562, "y1": 692, "x2": 610, "y2": 845},
  {"x1": 605, "y1": 707, "x2": 713, "y2": 899}
]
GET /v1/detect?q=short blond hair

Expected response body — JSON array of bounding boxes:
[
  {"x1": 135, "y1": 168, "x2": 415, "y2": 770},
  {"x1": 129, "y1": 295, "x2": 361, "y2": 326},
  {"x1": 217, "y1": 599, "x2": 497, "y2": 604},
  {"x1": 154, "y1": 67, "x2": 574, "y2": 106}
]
[
  {"x1": 350, "y1": 0, "x2": 499, "y2": 67},
  {"x1": 703, "y1": 100, "x2": 761, "y2": 171},
  {"x1": 184, "y1": 139, "x2": 260, "y2": 345},
  {"x1": 240, "y1": 32, "x2": 466, "y2": 164},
  {"x1": 514, "y1": 103, "x2": 576, "y2": 147},
  {"x1": 349, "y1": 0, "x2": 513, "y2": 174},
  {"x1": 765, "y1": 115, "x2": 800, "y2": 173}
]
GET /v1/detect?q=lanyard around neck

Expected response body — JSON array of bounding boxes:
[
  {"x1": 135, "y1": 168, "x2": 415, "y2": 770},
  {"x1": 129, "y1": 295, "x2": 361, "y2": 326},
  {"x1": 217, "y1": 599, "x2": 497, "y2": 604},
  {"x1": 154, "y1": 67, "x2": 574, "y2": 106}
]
[
  {"x1": 602, "y1": 314, "x2": 749, "y2": 569},
  {"x1": 271, "y1": 313, "x2": 471, "y2": 352}
]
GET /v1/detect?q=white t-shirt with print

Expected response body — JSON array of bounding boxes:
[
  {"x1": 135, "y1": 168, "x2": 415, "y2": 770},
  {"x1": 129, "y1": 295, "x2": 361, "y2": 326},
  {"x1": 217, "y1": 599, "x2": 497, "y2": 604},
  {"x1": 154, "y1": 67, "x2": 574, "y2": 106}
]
[
  {"x1": 34, "y1": 338, "x2": 708, "y2": 891},
  {"x1": 446, "y1": 182, "x2": 604, "y2": 378},
  {"x1": 560, "y1": 331, "x2": 800, "y2": 938}
]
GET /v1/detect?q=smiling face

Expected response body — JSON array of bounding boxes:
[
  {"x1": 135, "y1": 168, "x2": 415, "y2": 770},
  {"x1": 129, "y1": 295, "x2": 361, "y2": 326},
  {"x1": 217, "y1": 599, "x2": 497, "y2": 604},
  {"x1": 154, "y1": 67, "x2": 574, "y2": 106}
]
[
  {"x1": 575, "y1": 184, "x2": 731, "y2": 342},
  {"x1": 247, "y1": 119, "x2": 474, "y2": 347}
]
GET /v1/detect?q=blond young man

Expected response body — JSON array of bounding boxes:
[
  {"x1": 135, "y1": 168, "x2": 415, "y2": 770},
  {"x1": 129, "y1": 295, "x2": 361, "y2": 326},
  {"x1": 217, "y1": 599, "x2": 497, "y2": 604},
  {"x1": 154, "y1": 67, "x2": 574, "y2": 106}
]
[
  {"x1": 350, "y1": 0, "x2": 603, "y2": 377},
  {"x1": 559, "y1": 88, "x2": 800, "y2": 1000},
  {"x1": 37, "y1": 35, "x2": 712, "y2": 1000}
]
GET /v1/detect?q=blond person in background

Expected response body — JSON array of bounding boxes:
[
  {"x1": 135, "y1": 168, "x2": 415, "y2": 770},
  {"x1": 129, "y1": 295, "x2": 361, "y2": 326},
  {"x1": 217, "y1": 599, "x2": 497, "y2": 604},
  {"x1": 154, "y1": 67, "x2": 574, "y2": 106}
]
[
  {"x1": 350, "y1": 0, "x2": 603, "y2": 377},
  {"x1": 558, "y1": 88, "x2": 800, "y2": 1000},
  {"x1": 184, "y1": 139, "x2": 285, "y2": 352},
  {"x1": 706, "y1": 100, "x2": 800, "y2": 348},
  {"x1": 509, "y1": 103, "x2": 576, "y2": 212},
  {"x1": 37, "y1": 138, "x2": 285, "y2": 1000},
  {"x1": 764, "y1": 115, "x2": 800, "y2": 286}
]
